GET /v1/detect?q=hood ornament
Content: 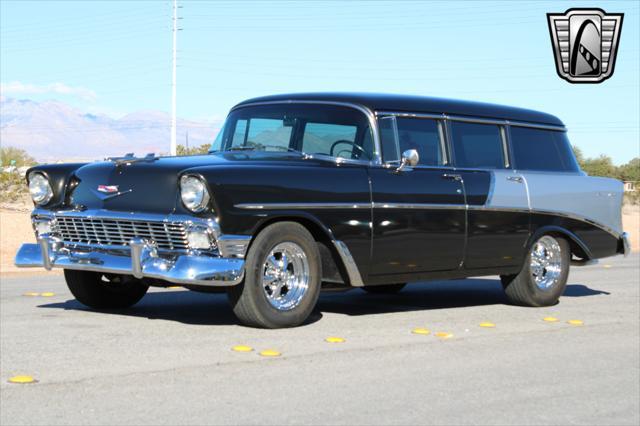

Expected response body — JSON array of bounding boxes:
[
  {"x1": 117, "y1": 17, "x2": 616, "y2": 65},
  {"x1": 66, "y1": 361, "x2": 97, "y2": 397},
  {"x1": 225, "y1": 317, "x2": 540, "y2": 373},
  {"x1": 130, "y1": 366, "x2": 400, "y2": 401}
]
[
  {"x1": 97, "y1": 185, "x2": 119, "y2": 193},
  {"x1": 91, "y1": 185, "x2": 133, "y2": 201},
  {"x1": 106, "y1": 152, "x2": 159, "y2": 166}
]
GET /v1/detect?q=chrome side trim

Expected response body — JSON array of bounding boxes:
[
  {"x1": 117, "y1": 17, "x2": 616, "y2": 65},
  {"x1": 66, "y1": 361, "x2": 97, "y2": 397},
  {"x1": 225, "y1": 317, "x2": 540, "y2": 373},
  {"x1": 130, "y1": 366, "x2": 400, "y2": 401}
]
[
  {"x1": 235, "y1": 202, "x2": 372, "y2": 210},
  {"x1": 332, "y1": 240, "x2": 364, "y2": 287},
  {"x1": 231, "y1": 100, "x2": 382, "y2": 165},
  {"x1": 373, "y1": 202, "x2": 465, "y2": 210},
  {"x1": 234, "y1": 202, "x2": 622, "y2": 239}
]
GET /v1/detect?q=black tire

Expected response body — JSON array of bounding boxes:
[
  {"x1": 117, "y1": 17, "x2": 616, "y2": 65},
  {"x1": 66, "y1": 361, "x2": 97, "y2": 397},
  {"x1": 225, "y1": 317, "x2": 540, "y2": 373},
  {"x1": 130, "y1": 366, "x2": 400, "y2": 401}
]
[
  {"x1": 362, "y1": 283, "x2": 406, "y2": 294},
  {"x1": 227, "y1": 222, "x2": 321, "y2": 329},
  {"x1": 501, "y1": 235, "x2": 570, "y2": 307},
  {"x1": 64, "y1": 270, "x2": 149, "y2": 309}
]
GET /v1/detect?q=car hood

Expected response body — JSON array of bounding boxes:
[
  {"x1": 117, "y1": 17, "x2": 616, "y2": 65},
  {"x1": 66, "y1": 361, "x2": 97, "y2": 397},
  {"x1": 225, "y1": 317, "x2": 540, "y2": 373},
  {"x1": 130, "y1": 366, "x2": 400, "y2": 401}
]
[{"x1": 68, "y1": 152, "x2": 319, "y2": 214}]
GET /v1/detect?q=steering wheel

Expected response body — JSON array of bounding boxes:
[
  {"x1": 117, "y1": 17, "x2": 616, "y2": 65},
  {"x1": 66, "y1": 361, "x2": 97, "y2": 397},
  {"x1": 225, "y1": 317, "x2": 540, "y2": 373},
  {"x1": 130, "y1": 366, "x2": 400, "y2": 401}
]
[{"x1": 329, "y1": 140, "x2": 366, "y2": 159}]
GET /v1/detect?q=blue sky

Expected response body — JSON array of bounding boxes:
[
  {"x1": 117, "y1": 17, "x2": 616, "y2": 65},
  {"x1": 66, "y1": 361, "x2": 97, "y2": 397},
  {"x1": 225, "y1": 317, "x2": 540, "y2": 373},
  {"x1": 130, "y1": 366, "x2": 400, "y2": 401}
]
[{"x1": 1, "y1": 0, "x2": 638, "y2": 164}]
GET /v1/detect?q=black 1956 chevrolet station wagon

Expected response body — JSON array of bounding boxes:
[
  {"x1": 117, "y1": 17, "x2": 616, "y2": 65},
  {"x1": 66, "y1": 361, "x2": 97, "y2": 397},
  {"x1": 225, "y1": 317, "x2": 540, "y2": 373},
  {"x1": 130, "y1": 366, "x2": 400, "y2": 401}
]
[{"x1": 16, "y1": 93, "x2": 629, "y2": 328}]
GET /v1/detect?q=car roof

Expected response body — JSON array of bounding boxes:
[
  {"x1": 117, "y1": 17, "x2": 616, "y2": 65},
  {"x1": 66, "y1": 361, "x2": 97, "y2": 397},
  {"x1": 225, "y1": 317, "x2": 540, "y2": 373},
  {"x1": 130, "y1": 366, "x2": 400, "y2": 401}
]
[{"x1": 234, "y1": 92, "x2": 565, "y2": 127}]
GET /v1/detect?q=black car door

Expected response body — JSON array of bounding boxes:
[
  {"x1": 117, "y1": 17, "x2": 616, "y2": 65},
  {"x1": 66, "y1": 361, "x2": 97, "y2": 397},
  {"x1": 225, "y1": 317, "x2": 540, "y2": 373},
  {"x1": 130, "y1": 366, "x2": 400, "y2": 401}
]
[{"x1": 368, "y1": 116, "x2": 466, "y2": 276}]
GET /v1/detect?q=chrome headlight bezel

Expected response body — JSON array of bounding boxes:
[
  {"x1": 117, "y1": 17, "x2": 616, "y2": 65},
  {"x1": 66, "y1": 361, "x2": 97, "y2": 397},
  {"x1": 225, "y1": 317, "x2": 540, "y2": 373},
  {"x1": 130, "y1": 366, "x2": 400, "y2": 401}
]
[
  {"x1": 28, "y1": 172, "x2": 54, "y2": 206},
  {"x1": 179, "y1": 175, "x2": 210, "y2": 213}
]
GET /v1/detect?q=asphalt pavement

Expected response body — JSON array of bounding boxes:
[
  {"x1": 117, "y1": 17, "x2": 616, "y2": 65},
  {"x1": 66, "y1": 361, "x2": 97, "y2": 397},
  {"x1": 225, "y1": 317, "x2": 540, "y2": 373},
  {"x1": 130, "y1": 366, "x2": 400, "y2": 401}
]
[{"x1": 1, "y1": 254, "x2": 639, "y2": 425}]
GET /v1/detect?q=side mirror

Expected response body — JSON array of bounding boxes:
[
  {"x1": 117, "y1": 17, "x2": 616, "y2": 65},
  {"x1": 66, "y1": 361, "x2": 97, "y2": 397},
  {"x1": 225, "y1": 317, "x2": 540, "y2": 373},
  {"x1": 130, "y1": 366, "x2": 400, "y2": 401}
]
[{"x1": 396, "y1": 149, "x2": 419, "y2": 172}]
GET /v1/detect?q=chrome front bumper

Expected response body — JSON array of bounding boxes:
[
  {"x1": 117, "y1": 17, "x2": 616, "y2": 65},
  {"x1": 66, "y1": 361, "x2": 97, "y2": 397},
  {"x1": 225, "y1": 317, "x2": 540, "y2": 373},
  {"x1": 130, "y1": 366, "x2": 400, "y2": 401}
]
[{"x1": 15, "y1": 236, "x2": 245, "y2": 286}]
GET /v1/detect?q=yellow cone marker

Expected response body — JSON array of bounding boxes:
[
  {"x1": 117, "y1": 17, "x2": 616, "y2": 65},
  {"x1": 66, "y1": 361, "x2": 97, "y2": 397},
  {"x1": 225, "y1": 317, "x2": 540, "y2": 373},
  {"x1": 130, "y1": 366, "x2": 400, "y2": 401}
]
[
  {"x1": 411, "y1": 328, "x2": 431, "y2": 335},
  {"x1": 40, "y1": 292, "x2": 55, "y2": 297},
  {"x1": 259, "y1": 349, "x2": 281, "y2": 357},
  {"x1": 435, "y1": 332, "x2": 453, "y2": 339},
  {"x1": 603, "y1": 264, "x2": 612, "y2": 269},
  {"x1": 567, "y1": 319, "x2": 584, "y2": 326},
  {"x1": 232, "y1": 345, "x2": 254, "y2": 352},
  {"x1": 325, "y1": 337, "x2": 346, "y2": 343},
  {"x1": 479, "y1": 322, "x2": 496, "y2": 328},
  {"x1": 23, "y1": 292, "x2": 40, "y2": 297},
  {"x1": 543, "y1": 317, "x2": 559, "y2": 322},
  {"x1": 8, "y1": 375, "x2": 36, "y2": 384}
]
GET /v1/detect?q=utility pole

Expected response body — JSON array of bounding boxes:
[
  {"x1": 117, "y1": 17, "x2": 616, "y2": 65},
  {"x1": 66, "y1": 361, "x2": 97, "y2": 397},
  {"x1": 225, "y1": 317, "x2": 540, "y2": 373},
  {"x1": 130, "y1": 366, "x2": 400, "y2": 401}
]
[{"x1": 170, "y1": 0, "x2": 178, "y2": 156}]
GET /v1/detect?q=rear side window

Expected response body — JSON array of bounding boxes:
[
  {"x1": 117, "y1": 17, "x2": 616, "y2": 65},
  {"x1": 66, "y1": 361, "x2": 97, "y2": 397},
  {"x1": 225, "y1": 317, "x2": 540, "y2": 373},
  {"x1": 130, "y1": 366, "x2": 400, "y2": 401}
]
[
  {"x1": 510, "y1": 127, "x2": 580, "y2": 172},
  {"x1": 450, "y1": 122, "x2": 505, "y2": 169},
  {"x1": 396, "y1": 118, "x2": 445, "y2": 166}
]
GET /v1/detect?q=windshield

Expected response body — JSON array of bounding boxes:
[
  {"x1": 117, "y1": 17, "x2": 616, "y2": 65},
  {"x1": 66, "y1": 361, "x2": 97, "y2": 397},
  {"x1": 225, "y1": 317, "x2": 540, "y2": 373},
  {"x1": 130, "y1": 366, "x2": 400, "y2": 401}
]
[{"x1": 211, "y1": 104, "x2": 374, "y2": 161}]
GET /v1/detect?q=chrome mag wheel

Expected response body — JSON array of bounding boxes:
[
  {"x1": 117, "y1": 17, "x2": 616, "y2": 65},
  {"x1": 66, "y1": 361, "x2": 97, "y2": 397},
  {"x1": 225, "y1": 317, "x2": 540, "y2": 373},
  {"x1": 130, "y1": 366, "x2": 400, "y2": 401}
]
[
  {"x1": 262, "y1": 242, "x2": 310, "y2": 311},
  {"x1": 530, "y1": 235, "x2": 563, "y2": 290}
]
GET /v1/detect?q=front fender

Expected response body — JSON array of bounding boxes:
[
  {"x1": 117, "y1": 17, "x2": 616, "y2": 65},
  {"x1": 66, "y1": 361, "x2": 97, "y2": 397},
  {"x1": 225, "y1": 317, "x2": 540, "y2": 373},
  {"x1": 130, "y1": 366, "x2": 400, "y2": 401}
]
[{"x1": 26, "y1": 163, "x2": 87, "y2": 209}]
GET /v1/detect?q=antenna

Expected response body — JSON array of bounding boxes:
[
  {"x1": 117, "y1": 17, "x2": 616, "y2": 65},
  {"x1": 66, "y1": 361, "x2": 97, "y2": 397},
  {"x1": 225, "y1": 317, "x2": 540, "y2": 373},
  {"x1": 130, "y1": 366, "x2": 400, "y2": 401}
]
[{"x1": 170, "y1": 0, "x2": 178, "y2": 156}]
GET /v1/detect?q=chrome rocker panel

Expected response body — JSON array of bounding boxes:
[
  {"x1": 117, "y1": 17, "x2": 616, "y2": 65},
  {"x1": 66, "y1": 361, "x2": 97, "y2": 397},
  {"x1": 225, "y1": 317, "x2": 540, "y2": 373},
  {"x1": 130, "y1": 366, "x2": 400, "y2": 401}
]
[{"x1": 15, "y1": 236, "x2": 245, "y2": 286}]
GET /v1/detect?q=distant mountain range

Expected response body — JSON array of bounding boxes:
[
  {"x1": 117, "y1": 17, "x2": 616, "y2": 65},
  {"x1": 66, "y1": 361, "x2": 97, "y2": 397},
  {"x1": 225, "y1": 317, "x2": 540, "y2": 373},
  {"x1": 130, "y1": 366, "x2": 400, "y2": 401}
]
[{"x1": 0, "y1": 97, "x2": 222, "y2": 162}]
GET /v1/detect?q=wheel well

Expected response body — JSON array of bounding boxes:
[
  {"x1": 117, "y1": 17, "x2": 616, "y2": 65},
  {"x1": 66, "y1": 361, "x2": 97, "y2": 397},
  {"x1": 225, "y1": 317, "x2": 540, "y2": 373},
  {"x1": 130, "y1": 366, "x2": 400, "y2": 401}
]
[
  {"x1": 528, "y1": 227, "x2": 592, "y2": 260},
  {"x1": 249, "y1": 216, "x2": 350, "y2": 285}
]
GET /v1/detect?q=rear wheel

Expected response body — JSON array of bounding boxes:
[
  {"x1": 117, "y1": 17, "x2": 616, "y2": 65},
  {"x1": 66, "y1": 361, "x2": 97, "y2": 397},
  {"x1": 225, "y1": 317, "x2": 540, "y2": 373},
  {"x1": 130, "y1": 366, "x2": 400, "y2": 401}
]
[
  {"x1": 501, "y1": 235, "x2": 570, "y2": 307},
  {"x1": 362, "y1": 283, "x2": 406, "y2": 294},
  {"x1": 227, "y1": 222, "x2": 321, "y2": 328},
  {"x1": 64, "y1": 270, "x2": 149, "y2": 309}
]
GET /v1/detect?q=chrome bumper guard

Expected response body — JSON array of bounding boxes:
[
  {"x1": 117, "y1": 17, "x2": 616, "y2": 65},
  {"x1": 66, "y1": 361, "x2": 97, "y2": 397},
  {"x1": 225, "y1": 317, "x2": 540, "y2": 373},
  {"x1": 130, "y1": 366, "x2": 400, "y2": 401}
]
[{"x1": 15, "y1": 236, "x2": 245, "y2": 286}]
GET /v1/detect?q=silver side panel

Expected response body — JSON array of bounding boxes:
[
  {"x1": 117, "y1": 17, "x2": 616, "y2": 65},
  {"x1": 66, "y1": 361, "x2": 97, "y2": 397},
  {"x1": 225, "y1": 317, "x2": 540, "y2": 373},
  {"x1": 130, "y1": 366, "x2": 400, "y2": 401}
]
[
  {"x1": 485, "y1": 170, "x2": 530, "y2": 210},
  {"x1": 518, "y1": 171, "x2": 623, "y2": 235}
]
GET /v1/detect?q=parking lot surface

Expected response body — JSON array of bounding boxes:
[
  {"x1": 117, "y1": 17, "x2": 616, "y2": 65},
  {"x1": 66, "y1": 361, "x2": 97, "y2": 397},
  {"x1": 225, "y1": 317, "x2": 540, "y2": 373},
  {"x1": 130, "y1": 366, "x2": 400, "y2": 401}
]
[{"x1": 1, "y1": 254, "x2": 638, "y2": 425}]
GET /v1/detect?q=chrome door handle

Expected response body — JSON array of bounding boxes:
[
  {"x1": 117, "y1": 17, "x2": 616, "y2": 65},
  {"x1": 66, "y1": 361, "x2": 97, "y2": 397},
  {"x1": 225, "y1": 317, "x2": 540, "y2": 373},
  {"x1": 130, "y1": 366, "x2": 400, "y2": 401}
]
[
  {"x1": 507, "y1": 176, "x2": 524, "y2": 183},
  {"x1": 442, "y1": 173, "x2": 462, "y2": 181}
]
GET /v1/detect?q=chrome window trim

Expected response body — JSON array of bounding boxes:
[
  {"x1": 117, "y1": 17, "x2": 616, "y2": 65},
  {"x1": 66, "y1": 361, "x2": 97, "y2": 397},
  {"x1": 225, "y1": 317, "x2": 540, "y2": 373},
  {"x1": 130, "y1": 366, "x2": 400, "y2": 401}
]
[
  {"x1": 500, "y1": 125, "x2": 510, "y2": 168},
  {"x1": 376, "y1": 112, "x2": 449, "y2": 166},
  {"x1": 376, "y1": 111, "x2": 567, "y2": 132},
  {"x1": 230, "y1": 100, "x2": 382, "y2": 165}
]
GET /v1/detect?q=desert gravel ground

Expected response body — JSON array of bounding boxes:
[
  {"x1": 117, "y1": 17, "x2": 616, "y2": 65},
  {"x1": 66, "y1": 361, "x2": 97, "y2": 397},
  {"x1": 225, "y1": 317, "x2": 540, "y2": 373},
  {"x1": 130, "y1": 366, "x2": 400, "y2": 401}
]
[{"x1": 0, "y1": 253, "x2": 638, "y2": 425}]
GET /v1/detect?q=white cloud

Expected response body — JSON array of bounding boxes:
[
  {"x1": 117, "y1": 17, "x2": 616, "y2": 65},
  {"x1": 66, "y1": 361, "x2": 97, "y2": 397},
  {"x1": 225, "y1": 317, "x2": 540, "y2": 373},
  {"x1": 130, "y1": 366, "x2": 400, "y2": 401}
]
[{"x1": 0, "y1": 81, "x2": 96, "y2": 101}]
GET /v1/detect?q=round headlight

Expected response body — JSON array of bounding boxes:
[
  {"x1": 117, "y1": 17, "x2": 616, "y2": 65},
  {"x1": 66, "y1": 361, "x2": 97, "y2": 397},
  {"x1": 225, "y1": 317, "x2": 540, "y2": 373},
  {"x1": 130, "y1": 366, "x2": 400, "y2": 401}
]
[
  {"x1": 180, "y1": 175, "x2": 210, "y2": 212},
  {"x1": 28, "y1": 172, "x2": 53, "y2": 205}
]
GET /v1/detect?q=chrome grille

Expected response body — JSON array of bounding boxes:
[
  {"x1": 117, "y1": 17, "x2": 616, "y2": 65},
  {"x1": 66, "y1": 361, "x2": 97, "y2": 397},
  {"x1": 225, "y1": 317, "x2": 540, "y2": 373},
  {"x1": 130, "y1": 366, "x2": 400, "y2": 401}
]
[{"x1": 52, "y1": 216, "x2": 188, "y2": 250}]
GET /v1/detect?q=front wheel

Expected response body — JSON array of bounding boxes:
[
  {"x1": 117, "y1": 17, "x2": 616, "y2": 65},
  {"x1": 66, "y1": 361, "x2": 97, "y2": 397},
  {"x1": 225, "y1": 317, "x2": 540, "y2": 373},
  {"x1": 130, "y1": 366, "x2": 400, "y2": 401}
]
[
  {"x1": 227, "y1": 222, "x2": 321, "y2": 328},
  {"x1": 501, "y1": 235, "x2": 570, "y2": 307},
  {"x1": 64, "y1": 270, "x2": 149, "y2": 309}
]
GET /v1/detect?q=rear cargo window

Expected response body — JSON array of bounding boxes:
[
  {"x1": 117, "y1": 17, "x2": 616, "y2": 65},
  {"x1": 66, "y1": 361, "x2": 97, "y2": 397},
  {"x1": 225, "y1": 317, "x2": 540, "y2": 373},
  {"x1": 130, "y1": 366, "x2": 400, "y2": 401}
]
[
  {"x1": 510, "y1": 127, "x2": 579, "y2": 172},
  {"x1": 450, "y1": 122, "x2": 505, "y2": 169}
]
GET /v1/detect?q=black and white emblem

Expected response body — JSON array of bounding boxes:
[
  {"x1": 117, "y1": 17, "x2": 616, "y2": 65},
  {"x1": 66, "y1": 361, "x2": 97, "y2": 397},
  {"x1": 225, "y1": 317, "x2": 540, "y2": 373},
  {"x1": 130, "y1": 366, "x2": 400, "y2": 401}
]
[{"x1": 547, "y1": 8, "x2": 623, "y2": 83}]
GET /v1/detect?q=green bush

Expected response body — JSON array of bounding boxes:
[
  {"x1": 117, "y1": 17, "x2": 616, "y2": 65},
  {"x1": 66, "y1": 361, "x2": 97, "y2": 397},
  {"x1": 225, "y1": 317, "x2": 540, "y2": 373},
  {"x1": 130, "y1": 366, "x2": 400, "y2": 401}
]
[
  {"x1": 0, "y1": 172, "x2": 28, "y2": 203},
  {"x1": 1, "y1": 146, "x2": 36, "y2": 167},
  {"x1": 176, "y1": 143, "x2": 211, "y2": 156}
]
